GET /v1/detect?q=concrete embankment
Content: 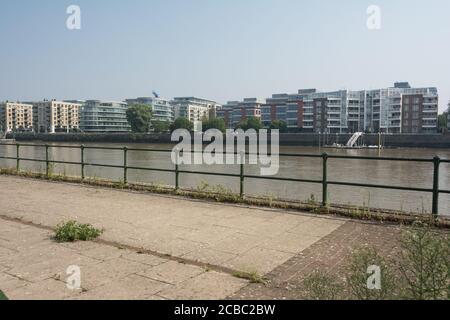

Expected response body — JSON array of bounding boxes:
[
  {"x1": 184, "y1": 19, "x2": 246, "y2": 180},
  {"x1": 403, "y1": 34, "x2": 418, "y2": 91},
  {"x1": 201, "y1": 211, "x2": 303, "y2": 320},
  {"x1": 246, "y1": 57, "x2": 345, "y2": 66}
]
[{"x1": 7, "y1": 132, "x2": 450, "y2": 148}]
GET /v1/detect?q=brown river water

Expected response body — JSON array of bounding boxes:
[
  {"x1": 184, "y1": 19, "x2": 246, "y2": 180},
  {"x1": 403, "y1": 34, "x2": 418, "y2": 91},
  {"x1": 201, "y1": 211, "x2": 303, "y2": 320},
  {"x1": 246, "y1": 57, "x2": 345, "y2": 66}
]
[{"x1": 0, "y1": 142, "x2": 449, "y2": 216}]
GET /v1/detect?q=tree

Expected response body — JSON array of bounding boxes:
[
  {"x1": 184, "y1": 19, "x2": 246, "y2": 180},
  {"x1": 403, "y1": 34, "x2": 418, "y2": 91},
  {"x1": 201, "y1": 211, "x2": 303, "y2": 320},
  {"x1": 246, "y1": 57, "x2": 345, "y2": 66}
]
[
  {"x1": 202, "y1": 118, "x2": 226, "y2": 133},
  {"x1": 269, "y1": 120, "x2": 288, "y2": 133},
  {"x1": 170, "y1": 117, "x2": 194, "y2": 132},
  {"x1": 438, "y1": 112, "x2": 448, "y2": 131},
  {"x1": 235, "y1": 117, "x2": 263, "y2": 131},
  {"x1": 126, "y1": 104, "x2": 152, "y2": 133},
  {"x1": 152, "y1": 120, "x2": 170, "y2": 133}
]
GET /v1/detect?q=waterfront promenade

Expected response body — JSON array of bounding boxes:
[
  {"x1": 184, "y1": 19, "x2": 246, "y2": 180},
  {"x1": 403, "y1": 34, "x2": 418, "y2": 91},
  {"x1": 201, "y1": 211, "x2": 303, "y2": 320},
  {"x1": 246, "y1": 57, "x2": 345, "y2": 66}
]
[{"x1": 0, "y1": 175, "x2": 402, "y2": 300}]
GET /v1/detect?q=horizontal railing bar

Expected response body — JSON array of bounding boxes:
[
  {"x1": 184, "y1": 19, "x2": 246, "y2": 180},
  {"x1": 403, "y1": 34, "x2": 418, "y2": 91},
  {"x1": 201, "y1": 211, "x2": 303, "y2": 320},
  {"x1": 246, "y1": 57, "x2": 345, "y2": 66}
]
[
  {"x1": 328, "y1": 180, "x2": 432, "y2": 193},
  {"x1": 244, "y1": 175, "x2": 323, "y2": 184},
  {"x1": 83, "y1": 146, "x2": 125, "y2": 151},
  {"x1": 327, "y1": 155, "x2": 434, "y2": 162},
  {"x1": 439, "y1": 190, "x2": 450, "y2": 194},
  {"x1": 126, "y1": 148, "x2": 173, "y2": 153},
  {"x1": 0, "y1": 143, "x2": 80, "y2": 149},
  {"x1": 16, "y1": 158, "x2": 46, "y2": 163},
  {"x1": 178, "y1": 170, "x2": 241, "y2": 178},
  {"x1": 126, "y1": 166, "x2": 174, "y2": 173},
  {"x1": 0, "y1": 143, "x2": 46, "y2": 147},
  {"x1": 83, "y1": 163, "x2": 125, "y2": 169},
  {"x1": 48, "y1": 160, "x2": 82, "y2": 166}
]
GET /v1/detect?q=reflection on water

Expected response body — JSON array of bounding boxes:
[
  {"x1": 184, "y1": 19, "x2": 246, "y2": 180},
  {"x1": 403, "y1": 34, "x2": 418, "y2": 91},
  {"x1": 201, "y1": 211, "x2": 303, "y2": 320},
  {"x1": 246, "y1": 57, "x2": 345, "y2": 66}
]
[{"x1": 0, "y1": 142, "x2": 449, "y2": 216}]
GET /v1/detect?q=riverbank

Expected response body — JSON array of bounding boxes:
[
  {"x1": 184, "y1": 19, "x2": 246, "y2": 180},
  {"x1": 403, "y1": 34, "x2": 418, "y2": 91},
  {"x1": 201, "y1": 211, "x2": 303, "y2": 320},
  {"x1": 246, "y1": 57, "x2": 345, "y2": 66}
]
[{"x1": 8, "y1": 132, "x2": 450, "y2": 148}]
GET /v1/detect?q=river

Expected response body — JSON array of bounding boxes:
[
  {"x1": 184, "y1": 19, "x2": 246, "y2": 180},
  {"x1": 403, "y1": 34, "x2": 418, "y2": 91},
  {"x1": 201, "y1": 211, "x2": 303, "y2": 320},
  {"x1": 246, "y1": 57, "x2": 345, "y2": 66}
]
[{"x1": 0, "y1": 142, "x2": 449, "y2": 216}]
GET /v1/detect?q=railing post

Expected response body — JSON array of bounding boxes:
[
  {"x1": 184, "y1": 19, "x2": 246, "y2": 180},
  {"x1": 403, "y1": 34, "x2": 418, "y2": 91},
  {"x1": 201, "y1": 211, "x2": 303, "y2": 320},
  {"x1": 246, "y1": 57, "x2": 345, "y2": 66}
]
[
  {"x1": 240, "y1": 151, "x2": 245, "y2": 198},
  {"x1": 80, "y1": 145, "x2": 85, "y2": 180},
  {"x1": 432, "y1": 156, "x2": 440, "y2": 217},
  {"x1": 322, "y1": 152, "x2": 328, "y2": 207},
  {"x1": 175, "y1": 148, "x2": 180, "y2": 191},
  {"x1": 45, "y1": 144, "x2": 49, "y2": 177},
  {"x1": 16, "y1": 144, "x2": 20, "y2": 172},
  {"x1": 123, "y1": 147, "x2": 128, "y2": 184}
]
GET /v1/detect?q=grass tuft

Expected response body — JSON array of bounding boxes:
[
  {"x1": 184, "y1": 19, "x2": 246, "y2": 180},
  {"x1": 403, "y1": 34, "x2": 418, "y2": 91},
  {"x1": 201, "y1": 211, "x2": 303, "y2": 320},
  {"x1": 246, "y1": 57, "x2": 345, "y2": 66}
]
[
  {"x1": 54, "y1": 220, "x2": 103, "y2": 242},
  {"x1": 232, "y1": 270, "x2": 267, "y2": 284}
]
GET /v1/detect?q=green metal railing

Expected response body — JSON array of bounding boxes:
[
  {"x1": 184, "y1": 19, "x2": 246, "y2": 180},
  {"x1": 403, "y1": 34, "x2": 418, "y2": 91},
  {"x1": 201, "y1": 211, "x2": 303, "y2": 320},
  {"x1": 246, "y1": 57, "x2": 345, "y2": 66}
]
[{"x1": 0, "y1": 142, "x2": 449, "y2": 216}]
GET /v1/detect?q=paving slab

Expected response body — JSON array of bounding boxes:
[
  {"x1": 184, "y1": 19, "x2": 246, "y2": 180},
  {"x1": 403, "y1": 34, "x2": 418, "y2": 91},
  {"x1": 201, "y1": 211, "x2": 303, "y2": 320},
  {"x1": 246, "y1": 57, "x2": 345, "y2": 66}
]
[
  {"x1": 137, "y1": 260, "x2": 205, "y2": 285},
  {"x1": 0, "y1": 219, "x2": 248, "y2": 300},
  {"x1": 0, "y1": 176, "x2": 346, "y2": 276},
  {"x1": 158, "y1": 271, "x2": 247, "y2": 300}
]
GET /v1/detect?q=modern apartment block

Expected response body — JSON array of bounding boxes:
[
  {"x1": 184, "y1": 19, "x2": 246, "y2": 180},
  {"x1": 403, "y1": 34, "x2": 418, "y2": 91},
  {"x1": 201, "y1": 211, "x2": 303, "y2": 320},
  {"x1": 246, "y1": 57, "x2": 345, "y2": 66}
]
[
  {"x1": 125, "y1": 97, "x2": 174, "y2": 123},
  {"x1": 79, "y1": 100, "x2": 130, "y2": 132},
  {"x1": 217, "y1": 98, "x2": 263, "y2": 128},
  {"x1": 172, "y1": 97, "x2": 221, "y2": 123},
  {"x1": 31, "y1": 100, "x2": 82, "y2": 133},
  {"x1": 0, "y1": 102, "x2": 34, "y2": 132},
  {"x1": 219, "y1": 83, "x2": 438, "y2": 134}
]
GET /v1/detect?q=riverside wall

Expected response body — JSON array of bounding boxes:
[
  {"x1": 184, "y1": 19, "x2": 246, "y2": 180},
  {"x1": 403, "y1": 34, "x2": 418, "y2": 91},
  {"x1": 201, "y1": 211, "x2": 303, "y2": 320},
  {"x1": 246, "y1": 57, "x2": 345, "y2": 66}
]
[{"x1": 7, "y1": 132, "x2": 450, "y2": 148}]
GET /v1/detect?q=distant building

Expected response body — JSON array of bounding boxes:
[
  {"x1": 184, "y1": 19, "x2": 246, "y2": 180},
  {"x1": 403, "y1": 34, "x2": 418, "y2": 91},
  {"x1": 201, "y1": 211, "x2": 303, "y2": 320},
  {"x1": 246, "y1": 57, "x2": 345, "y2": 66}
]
[
  {"x1": 217, "y1": 98, "x2": 263, "y2": 128},
  {"x1": 0, "y1": 102, "x2": 34, "y2": 132},
  {"x1": 219, "y1": 83, "x2": 438, "y2": 134},
  {"x1": 173, "y1": 97, "x2": 221, "y2": 123},
  {"x1": 447, "y1": 102, "x2": 450, "y2": 130},
  {"x1": 79, "y1": 100, "x2": 130, "y2": 132},
  {"x1": 125, "y1": 97, "x2": 174, "y2": 123},
  {"x1": 216, "y1": 105, "x2": 234, "y2": 129},
  {"x1": 30, "y1": 100, "x2": 82, "y2": 133}
]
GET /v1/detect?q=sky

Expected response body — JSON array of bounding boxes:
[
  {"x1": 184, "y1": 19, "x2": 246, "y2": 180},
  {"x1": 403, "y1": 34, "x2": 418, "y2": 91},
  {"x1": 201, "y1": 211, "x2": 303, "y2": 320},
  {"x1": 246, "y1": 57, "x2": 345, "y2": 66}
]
[{"x1": 0, "y1": 0, "x2": 449, "y2": 113}]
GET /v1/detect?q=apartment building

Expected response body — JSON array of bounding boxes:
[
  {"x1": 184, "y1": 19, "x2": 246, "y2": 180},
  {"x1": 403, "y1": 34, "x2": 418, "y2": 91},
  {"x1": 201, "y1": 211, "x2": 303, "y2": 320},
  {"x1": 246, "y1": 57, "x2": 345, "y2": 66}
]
[
  {"x1": 218, "y1": 98, "x2": 263, "y2": 128},
  {"x1": 219, "y1": 83, "x2": 438, "y2": 134},
  {"x1": 447, "y1": 102, "x2": 450, "y2": 130},
  {"x1": 172, "y1": 97, "x2": 221, "y2": 122},
  {"x1": 79, "y1": 100, "x2": 130, "y2": 132},
  {"x1": 30, "y1": 100, "x2": 82, "y2": 133},
  {"x1": 125, "y1": 97, "x2": 174, "y2": 123},
  {"x1": 0, "y1": 102, "x2": 34, "y2": 132}
]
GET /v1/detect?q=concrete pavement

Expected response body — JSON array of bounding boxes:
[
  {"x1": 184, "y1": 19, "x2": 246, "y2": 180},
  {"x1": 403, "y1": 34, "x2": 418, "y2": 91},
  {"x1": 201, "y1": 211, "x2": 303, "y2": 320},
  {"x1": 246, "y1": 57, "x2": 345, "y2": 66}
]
[{"x1": 0, "y1": 175, "x2": 346, "y2": 299}]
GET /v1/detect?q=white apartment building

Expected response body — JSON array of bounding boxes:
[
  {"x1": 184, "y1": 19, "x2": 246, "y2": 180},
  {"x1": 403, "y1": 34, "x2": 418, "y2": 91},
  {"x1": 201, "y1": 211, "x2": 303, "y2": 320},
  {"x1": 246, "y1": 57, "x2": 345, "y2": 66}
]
[
  {"x1": 31, "y1": 100, "x2": 82, "y2": 133},
  {"x1": 0, "y1": 102, "x2": 34, "y2": 132},
  {"x1": 125, "y1": 97, "x2": 174, "y2": 123},
  {"x1": 172, "y1": 97, "x2": 221, "y2": 122}
]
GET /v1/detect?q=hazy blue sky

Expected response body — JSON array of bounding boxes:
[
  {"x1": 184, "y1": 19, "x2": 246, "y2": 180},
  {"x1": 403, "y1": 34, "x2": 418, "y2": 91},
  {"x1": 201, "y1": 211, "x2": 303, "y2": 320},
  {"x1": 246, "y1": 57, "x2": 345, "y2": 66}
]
[{"x1": 1, "y1": 0, "x2": 449, "y2": 112}]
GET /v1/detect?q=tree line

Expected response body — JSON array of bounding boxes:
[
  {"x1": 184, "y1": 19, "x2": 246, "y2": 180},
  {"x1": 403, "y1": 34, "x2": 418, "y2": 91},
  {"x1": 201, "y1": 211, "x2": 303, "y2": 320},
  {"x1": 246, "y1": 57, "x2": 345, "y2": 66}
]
[{"x1": 126, "y1": 103, "x2": 289, "y2": 133}]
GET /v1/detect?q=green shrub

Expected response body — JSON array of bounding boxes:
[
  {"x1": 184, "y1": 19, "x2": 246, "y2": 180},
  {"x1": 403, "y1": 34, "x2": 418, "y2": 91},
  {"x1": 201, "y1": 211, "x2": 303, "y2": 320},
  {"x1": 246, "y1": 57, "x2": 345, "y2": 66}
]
[
  {"x1": 398, "y1": 222, "x2": 450, "y2": 300},
  {"x1": 346, "y1": 247, "x2": 398, "y2": 300},
  {"x1": 301, "y1": 270, "x2": 344, "y2": 300},
  {"x1": 54, "y1": 220, "x2": 103, "y2": 242}
]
